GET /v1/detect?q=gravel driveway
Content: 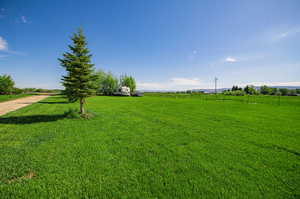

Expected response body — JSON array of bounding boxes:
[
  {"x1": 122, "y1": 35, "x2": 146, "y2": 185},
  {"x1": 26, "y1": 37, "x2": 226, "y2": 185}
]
[{"x1": 0, "y1": 95, "x2": 50, "y2": 116}]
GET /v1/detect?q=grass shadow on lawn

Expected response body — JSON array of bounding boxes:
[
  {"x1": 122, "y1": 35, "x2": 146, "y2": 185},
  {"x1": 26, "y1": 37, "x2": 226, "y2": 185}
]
[
  {"x1": 38, "y1": 101, "x2": 69, "y2": 104},
  {"x1": 0, "y1": 114, "x2": 65, "y2": 124}
]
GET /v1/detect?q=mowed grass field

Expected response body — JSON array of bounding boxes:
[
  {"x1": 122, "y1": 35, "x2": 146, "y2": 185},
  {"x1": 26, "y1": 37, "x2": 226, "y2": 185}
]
[{"x1": 0, "y1": 95, "x2": 299, "y2": 198}]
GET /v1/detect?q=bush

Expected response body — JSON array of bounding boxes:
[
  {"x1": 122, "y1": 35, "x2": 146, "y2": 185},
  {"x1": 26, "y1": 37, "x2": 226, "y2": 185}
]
[
  {"x1": 12, "y1": 87, "x2": 24, "y2": 95},
  {"x1": 223, "y1": 90, "x2": 245, "y2": 96}
]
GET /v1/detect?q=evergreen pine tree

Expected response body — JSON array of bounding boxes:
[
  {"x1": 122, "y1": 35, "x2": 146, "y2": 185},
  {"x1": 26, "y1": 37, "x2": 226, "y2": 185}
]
[{"x1": 59, "y1": 28, "x2": 96, "y2": 114}]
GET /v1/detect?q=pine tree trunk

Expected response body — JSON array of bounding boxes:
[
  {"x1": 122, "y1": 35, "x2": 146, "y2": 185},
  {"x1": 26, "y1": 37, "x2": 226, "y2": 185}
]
[{"x1": 80, "y1": 98, "x2": 85, "y2": 114}]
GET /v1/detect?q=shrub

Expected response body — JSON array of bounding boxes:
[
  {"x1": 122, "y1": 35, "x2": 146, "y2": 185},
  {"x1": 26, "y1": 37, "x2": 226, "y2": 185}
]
[
  {"x1": 12, "y1": 87, "x2": 24, "y2": 95},
  {"x1": 223, "y1": 90, "x2": 245, "y2": 96}
]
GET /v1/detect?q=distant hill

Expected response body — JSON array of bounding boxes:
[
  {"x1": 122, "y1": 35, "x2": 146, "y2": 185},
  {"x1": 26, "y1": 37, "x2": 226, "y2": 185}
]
[
  {"x1": 256, "y1": 86, "x2": 300, "y2": 90},
  {"x1": 140, "y1": 85, "x2": 300, "y2": 93}
]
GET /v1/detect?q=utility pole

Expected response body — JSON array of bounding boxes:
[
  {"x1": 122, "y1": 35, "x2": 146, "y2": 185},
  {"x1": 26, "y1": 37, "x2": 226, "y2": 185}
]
[{"x1": 214, "y1": 77, "x2": 218, "y2": 95}]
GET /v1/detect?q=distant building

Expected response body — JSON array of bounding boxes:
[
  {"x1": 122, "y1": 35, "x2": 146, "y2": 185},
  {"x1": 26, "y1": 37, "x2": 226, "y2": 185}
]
[{"x1": 114, "y1": 86, "x2": 131, "y2": 96}]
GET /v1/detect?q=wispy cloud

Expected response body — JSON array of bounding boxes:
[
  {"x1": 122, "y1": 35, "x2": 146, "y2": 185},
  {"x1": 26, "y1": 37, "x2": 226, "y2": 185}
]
[
  {"x1": 225, "y1": 57, "x2": 237, "y2": 63},
  {"x1": 170, "y1": 78, "x2": 201, "y2": 86},
  {"x1": 21, "y1": 15, "x2": 27, "y2": 23},
  {"x1": 137, "y1": 77, "x2": 210, "y2": 90},
  {"x1": 0, "y1": 36, "x2": 26, "y2": 57},
  {"x1": 242, "y1": 81, "x2": 300, "y2": 87},
  {"x1": 187, "y1": 49, "x2": 198, "y2": 61},
  {"x1": 0, "y1": 36, "x2": 8, "y2": 50},
  {"x1": 15, "y1": 15, "x2": 31, "y2": 24},
  {"x1": 272, "y1": 27, "x2": 300, "y2": 41},
  {"x1": 0, "y1": 8, "x2": 5, "y2": 19},
  {"x1": 0, "y1": 54, "x2": 9, "y2": 60}
]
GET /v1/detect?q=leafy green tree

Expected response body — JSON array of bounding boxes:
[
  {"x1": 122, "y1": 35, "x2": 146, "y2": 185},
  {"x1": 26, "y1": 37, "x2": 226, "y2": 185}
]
[
  {"x1": 279, "y1": 88, "x2": 289, "y2": 96},
  {"x1": 120, "y1": 75, "x2": 136, "y2": 93},
  {"x1": 269, "y1": 87, "x2": 278, "y2": 95},
  {"x1": 59, "y1": 28, "x2": 96, "y2": 114},
  {"x1": 0, "y1": 74, "x2": 15, "y2": 95},
  {"x1": 244, "y1": 85, "x2": 258, "y2": 95},
  {"x1": 288, "y1": 89, "x2": 297, "y2": 96},
  {"x1": 93, "y1": 69, "x2": 107, "y2": 95},
  {"x1": 260, "y1": 85, "x2": 272, "y2": 95},
  {"x1": 102, "y1": 72, "x2": 118, "y2": 95},
  {"x1": 12, "y1": 87, "x2": 23, "y2": 94},
  {"x1": 231, "y1": 85, "x2": 242, "y2": 91}
]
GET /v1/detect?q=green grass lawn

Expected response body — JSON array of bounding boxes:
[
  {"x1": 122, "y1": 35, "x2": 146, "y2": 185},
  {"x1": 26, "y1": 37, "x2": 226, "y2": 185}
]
[
  {"x1": 0, "y1": 95, "x2": 299, "y2": 198},
  {"x1": 0, "y1": 94, "x2": 33, "y2": 103}
]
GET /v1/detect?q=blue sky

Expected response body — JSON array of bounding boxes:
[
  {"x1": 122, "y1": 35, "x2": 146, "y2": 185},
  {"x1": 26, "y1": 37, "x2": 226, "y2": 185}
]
[{"x1": 0, "y1": 0, "x2": 300, "y2": 90}]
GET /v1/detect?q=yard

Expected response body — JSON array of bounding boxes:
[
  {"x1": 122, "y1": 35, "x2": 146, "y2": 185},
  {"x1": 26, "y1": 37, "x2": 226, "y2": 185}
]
[{"x1": 0, "y1": 95, "x2": 299, "y2": 198}]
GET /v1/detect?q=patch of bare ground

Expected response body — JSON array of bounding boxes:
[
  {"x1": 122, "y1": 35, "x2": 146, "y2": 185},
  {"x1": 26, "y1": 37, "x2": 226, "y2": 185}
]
[{"x1": 7, "y1": 172, "x2": 37, "y2": 184}]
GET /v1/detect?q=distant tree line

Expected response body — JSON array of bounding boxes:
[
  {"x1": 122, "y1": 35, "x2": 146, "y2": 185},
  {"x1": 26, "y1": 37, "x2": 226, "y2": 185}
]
[
  {"x1": 0, "y1": 74, "x2": 61, "y2": 95},
  {"x1": 223, "y1": 85, "x2": 300, "y2": 96}
]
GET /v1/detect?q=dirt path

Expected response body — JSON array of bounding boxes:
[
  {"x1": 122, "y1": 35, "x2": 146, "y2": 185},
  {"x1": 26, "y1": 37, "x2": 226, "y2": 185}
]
[{"x1": 0, "y1": 95, "x2": 50, "y2": 116}]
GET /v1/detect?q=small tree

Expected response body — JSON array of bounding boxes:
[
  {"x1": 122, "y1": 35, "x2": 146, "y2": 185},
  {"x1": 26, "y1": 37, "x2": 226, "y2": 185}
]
[
  {"x1": 120, "y1": 75, "x2": 136, "y2": 93},
  {"x1": 231, "y1": 85, "x2": 242, "y2": 91},
  {"x1": 244, "y1": 85, "x2": 258, "y2": 95},
  {"x1": 279, "y1": 88, "x2": 289, "y2": 96},
  {"x1": 260, "y1": 85, "x2": 271, "y2": 95},
  {"x1": 93, "y1": 69, "x2": 107, "y2": 95},
  {"x1": 59, "y1": 28, "x2": 96, "y2": 114},
  {"x1": 0, "y1": 74, "x2": 15, "y2": 95},
  {"x1": 102, "y1": 72, "x2": 118, "y2": 95}
]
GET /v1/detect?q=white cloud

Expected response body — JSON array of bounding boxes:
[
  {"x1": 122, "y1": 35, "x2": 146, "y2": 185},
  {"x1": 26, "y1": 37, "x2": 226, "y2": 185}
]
[
  {"x1": 273, "y1": 27, "x2": 300, "y2": 41},
  {"x1": 0, "y1": 8, "x2": 5, "y2": 18},
  {"x1": 137, "y1": 82, "x2": 166, "y2": 90},
  {"x1": 225, "y1": 57, "x2": 237, "y2": 63},
  {"x1": 0, "y1": 36, "x2": 8, "y2": 50},
  {"x1": 21, "y1": 16, "x2": 27, "y2": 23},
  {"x1": 0, "y1": 36, "x2": 25, "y2": 56},
  {"x1": 242, "y1": 81, "x2": 300, "y2": 87},
  {"x1": 170, "y1": 78, "x2": 201, "y2": 86},
  {"x1": 137, "y1": 77, "x2": 210, "y2": 91}
]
